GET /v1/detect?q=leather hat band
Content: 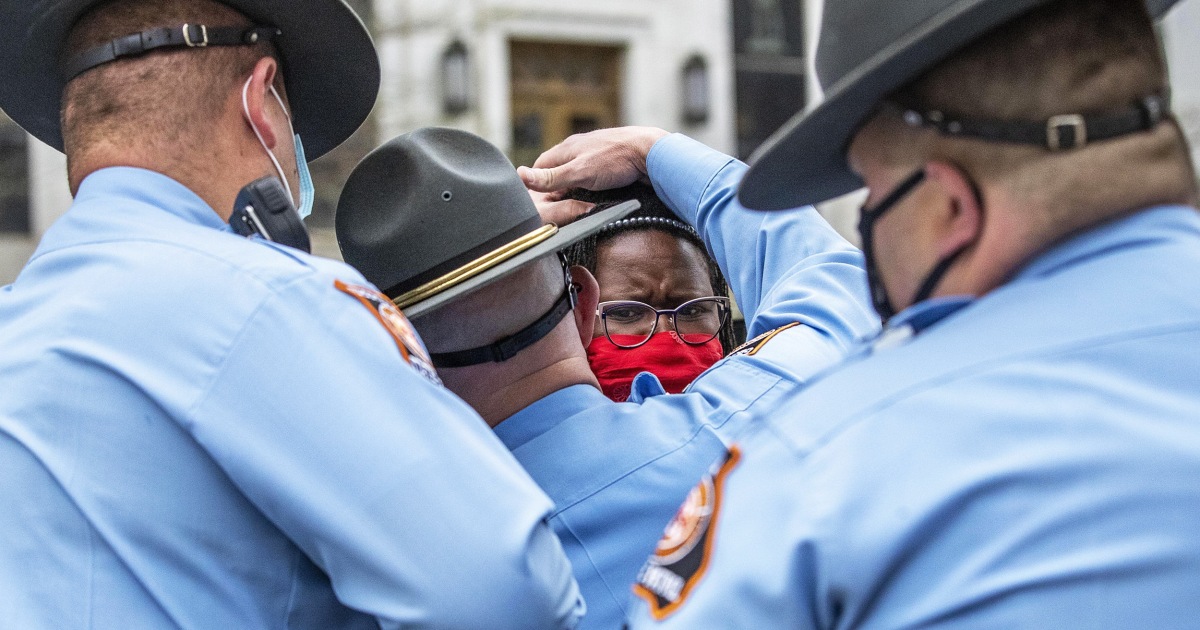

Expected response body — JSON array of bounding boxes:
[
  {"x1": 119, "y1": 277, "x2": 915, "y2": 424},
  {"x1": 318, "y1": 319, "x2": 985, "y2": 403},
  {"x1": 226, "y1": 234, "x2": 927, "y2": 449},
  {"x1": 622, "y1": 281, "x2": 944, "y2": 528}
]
[{"x1": 61, "y1": 24, "x2": 282, "y2": 81}]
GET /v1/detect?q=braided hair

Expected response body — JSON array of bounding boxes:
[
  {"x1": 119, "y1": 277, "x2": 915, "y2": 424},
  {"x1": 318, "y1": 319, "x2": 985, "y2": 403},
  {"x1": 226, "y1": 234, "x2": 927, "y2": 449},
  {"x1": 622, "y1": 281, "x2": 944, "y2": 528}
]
[{"x1": 563, "y1": 183, "x2": 739, "y2": 355}]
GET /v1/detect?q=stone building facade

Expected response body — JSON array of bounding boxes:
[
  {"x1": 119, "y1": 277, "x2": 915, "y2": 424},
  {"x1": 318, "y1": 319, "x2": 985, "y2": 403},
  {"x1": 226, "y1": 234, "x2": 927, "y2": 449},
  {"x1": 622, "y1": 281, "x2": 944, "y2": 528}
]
[{"x1": 2, "y1": 0, "x2": 1196, "y2": 282}]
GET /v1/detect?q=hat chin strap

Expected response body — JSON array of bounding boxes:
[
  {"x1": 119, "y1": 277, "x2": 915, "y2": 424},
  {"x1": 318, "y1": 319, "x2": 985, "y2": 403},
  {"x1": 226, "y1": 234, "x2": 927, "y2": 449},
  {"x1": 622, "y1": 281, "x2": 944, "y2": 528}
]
[
  {"x1": 898, "y1": 94, "x2": 1169, "y2": 151},
  {"x1": 428, "y1": 287, "x2": 576, "y2": 368},
  {"x1": 61, "y1": 24, "x2": 281, "y2": 81}
]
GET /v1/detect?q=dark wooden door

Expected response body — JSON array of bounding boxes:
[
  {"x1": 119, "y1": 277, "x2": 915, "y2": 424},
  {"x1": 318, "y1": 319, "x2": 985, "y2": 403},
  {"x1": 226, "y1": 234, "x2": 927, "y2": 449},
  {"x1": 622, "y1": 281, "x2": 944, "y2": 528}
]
[{"x1": 510, "y1": 41, "x2": 624, "y2": 167}]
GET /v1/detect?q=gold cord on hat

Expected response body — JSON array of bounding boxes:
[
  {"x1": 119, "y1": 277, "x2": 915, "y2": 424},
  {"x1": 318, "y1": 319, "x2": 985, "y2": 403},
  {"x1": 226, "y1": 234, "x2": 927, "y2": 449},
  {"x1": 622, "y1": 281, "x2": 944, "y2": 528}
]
[{"x1": 392, "y1": 224, "x2": 559, "y2": 310}]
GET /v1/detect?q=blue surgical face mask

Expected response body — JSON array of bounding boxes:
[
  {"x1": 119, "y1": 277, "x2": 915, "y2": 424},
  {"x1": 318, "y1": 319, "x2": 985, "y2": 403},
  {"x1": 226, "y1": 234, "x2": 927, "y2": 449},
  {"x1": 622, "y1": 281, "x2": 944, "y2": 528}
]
[
  {"x1": 242, "y1": 77, "x2": 315, "y2": 220},
  {"x1": 292, "y1": 133, "x2": 315, "y2": 220}
]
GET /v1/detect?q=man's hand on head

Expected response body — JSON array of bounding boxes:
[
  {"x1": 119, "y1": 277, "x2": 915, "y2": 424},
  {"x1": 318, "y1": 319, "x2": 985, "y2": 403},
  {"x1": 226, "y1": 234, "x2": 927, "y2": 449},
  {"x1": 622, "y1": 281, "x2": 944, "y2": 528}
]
[
  {"x1": 530, "y1": 190, "x2": 595, "y2": 227},
  {"x1": 518, "y1": 126, "x2": 670, "y2": 195}
]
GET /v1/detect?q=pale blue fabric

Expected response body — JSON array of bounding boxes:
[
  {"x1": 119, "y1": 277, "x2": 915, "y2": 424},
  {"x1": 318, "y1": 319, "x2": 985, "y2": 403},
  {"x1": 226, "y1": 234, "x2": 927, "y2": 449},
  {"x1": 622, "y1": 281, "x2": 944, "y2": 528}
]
[
  {"x1": 0, "y1": 167, "x2": 583, "y2": 630},
  {"x1": 626, "y1": 205, "x2": 1200, "y2": 629},
  {"x1": 294, "y1": 133, "x2": 315, "y2": 220},
  {"x1": 495, "y1": 134, "x2": 878, "y2": 630}
]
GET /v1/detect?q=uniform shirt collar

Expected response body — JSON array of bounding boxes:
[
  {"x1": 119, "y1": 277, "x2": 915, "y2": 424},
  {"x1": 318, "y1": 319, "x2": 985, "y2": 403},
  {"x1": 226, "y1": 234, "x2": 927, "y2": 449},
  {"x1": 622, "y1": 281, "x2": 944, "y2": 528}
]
[
  {"x1": 1013, "y1": 205, "x2": 1193, "y2": 282},
  {"x1": 31, "y1": 167, "x2": 230, "y2": 261},
  {"x1": 887, "y1": 295, "x2": 975, "y2": 333},
  {"x1": 495, "y1": 384, "x2": 611, "y2": 451},
  {"x1": 882, "y1": 205, "x2": 1196, "y2": 338},
  {"x1": 865, "y1": 295, "x2": 973, "y2": 353},
  {"x1": 75, "y1": 167, "x2": 226, "y2": 229}
]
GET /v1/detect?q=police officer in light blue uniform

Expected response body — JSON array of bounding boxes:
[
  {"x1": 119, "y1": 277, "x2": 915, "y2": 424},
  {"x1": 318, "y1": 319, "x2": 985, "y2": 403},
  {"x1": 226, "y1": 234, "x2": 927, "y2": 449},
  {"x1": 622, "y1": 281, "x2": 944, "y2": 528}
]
[
  {"x1": 337, "y1": 128, "x2": 878, "y2": 629},
  {"x1": 0, "y1": 1, "x2": 582, "y2": 628},
  {"x1": 620, "y1": 0, "x2": 1200, "y2": 627}
]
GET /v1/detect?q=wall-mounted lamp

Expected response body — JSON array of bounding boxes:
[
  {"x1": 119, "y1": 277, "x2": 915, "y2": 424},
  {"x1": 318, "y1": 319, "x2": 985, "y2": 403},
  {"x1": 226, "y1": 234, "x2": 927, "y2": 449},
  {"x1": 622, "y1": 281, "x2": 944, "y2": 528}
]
[
  {"x1": 681, "y1": 55, "x2": 710, "y2": 125},
  {"x1": 442, "y1": 40, "x2": 470, "y2": 116}
]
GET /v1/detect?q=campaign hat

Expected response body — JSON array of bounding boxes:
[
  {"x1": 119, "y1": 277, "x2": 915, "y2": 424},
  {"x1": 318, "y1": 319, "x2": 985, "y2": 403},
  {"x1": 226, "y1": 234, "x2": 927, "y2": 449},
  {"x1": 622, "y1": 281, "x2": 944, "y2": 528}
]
[
  {"x1": 0, "y1": 0, "x2": 378, "y2": 159},
  {"x1": 336, "y1": 127, "x2": 639, "y2": 318},
  {"x1": 739, "y1": 0, "x2": 1185, "y2": 211}
]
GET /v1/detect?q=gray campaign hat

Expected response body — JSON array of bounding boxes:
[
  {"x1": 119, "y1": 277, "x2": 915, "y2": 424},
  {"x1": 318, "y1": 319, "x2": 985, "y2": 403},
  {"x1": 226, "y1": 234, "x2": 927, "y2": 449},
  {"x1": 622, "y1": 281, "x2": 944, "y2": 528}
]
[
  {"x1": 0, "y1": 0, "x2": 378, "y2": 159},
  {"x1": 739, "y1": 0, "x2": 1185, "y2": 211},
  {"x1": 336, "y1": 127, "x2": 639, "y2": 319}
]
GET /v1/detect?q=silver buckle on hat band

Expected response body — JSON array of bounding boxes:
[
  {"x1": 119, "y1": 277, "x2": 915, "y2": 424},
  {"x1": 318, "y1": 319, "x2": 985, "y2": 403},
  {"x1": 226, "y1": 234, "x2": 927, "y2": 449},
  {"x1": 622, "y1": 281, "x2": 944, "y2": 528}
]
[
  {"x1": 1047, "y1": 114, "x2": 1086, "y2": 150},
  {"x1": 183, "y1": 24, "x2": 209, "y2": 47}
]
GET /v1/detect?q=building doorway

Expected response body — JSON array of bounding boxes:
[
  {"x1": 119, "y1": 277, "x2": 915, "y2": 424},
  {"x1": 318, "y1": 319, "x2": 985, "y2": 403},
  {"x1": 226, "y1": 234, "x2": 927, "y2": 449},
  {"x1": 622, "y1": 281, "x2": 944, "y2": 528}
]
[{"x1": 510, "y1": 41, "x2": 624, "y2": 167}]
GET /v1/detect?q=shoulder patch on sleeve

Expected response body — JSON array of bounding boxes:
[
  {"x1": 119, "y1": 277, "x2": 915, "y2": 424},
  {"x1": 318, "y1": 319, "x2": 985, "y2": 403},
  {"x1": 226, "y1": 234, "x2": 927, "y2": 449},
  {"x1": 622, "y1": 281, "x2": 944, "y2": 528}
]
[
  {"x1": 730, "y1": 322, "x2": 802, "y2": 357},
  {"x1": 335, "y1": 280, "x2": 442, "y2": 386},
  {"x1": 633, "y1": 446, "x2": 742, "y2": 620}
]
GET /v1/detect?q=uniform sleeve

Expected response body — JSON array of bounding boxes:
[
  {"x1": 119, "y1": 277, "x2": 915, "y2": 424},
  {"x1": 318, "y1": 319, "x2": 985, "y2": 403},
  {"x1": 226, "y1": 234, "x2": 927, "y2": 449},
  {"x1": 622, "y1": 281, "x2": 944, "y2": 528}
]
[
  {"x1": 184, "y1": 275, "x2": 583, "y2": 630},
  {"x1": 623, "y1": 432, "x2": 826, "y2": 630},
  {"x1": 646, "y1": 134, "x2": 879, "y2": 347}
]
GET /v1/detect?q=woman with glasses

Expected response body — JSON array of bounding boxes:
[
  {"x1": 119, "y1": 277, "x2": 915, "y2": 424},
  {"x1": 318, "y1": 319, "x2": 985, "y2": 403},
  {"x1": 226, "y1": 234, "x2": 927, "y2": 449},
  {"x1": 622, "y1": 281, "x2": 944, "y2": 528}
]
[{"x1": 564, "y1": 184, "x2": 739, "y2": 401}]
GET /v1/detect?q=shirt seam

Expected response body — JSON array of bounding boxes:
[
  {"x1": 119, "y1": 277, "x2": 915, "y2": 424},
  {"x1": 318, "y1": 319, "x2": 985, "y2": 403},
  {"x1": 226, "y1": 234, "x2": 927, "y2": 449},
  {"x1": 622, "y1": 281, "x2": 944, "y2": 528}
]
[
  {"x1": 695, "y1": 158, "x2": 741, "y2": 213},
  {"x1": 28, "y1": 235, "x2": 312, "y2": 291},
  {"x1": 687, "y1": 359, "x2": 784, "y2": 429},
  {"x1": 769, "y1": 320, "x2": 1200, "y2": 465},
  {"x1": 551, "y1": 376, "x2": 780, "y2": 513},
  {"x1": 181, "y1": 274, "x2": 316, "y2": 428},
  {"x1": 0, "y1": 426, "x2": 184, "y2": 626},
  {"x1": 749, "y1": 256, "x2": 865, "y2": 339},
  {"x1": 176, "y1": 276, "x2": 319, "y2": 630},
  {"x1": 554, "y1": 515, "x2": 628, "y2": 620},
  {"x1": 548, "y1": 422, "x2": 718, "y2": 516},
  {"x1": 283, "y1": 546, "x2": 303, "y2": 628},
  {"x1": 498, "y1": 386, "x2": 603, "y2": 451},
  {"x1": 648, "y1": 135, "x2": 739, "y2": 229}
]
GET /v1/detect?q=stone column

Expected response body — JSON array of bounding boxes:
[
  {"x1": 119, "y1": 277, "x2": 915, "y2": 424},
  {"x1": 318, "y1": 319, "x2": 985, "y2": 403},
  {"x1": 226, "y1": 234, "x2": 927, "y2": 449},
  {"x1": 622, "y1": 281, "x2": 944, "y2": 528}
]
[
  {"x1": 1160, "y1": 0, "x2": 1200, "y2": 178},
  {"x1": 29, "y1": 139, "x2": 72, "y2": 238}
]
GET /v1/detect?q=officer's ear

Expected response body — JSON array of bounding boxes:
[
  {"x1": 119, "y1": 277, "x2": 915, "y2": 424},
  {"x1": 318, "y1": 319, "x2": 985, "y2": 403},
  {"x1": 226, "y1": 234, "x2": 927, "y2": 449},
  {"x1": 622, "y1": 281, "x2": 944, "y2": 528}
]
[
  {"x1": 924, "y1": 160, "x2": 985, "y2": 259},
  {"x1": 569, "y1": 265, "x2": 599, "y2": 345},
  {"x1": 242, "y1": 57, "x2": 283, "y2": 149}
]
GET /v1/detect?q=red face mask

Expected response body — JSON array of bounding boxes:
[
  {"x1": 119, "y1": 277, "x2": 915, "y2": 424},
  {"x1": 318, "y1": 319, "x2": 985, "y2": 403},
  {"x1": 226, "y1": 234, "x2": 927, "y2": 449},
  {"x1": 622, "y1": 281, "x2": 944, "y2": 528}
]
[{"x1": 587, "y1": 331, "x2": 724, "y2": 402}]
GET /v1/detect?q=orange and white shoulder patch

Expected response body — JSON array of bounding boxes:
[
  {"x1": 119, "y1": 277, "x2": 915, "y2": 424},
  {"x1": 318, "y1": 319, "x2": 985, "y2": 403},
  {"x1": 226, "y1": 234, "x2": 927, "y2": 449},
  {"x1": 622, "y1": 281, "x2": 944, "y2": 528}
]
[
  {"x1": 335, "y1": 280, "x2": 441, "y2": 386},
  {"x1": 633, "y1": 446, "x2": 742, "y2": 619}
]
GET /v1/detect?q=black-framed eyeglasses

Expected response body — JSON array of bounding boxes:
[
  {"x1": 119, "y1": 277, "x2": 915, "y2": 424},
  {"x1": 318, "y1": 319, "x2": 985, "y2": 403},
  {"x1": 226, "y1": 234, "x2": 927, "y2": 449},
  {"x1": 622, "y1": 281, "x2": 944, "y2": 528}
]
[{"x1": 596, "y1": 296, "x2": 732, "y2": 349}]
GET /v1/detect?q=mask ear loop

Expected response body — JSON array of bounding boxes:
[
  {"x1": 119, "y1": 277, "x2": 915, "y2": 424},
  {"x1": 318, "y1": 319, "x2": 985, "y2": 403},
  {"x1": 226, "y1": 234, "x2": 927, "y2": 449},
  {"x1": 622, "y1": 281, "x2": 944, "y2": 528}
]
[
  {"x1": 907, "y1": 163, "x2": 985, "y2": 307},
  {"x1": 242, "y1": 76, "x2": 296, "y2": 206},
  {"x1": 858, "y1": 169, "x2": 927, "y2": 321}
]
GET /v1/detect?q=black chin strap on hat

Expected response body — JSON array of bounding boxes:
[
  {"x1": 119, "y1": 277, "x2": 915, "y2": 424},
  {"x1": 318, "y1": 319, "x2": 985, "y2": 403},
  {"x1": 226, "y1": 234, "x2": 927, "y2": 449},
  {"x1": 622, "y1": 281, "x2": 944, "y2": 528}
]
[
  {"x1": 858, "y1": 166, "x2": 984, "y2": 322},
  {"x1": 899, "y1": 94, "x2": 1168, "y2": 151},
  {"x1": 428, "y1": 256, "x2": 580, "y2": 369},
  {"x1": 61, "y1": 24, "x2": 282, "y2": 81},
  {"x1": 428, "y1": 288, "x2": 577, "y2": 369},
  {"x1": 906, "y1": 170, "x2": 985, "y2": 314},
  {"x1": 858, "y1": 170, "x2": 926, "y2": 320}
]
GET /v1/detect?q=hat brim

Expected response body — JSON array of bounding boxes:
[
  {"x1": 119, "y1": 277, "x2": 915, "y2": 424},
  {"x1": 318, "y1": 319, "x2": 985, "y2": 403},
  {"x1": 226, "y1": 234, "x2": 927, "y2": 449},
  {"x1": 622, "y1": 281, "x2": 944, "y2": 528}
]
[
  {"x1": 0, "y1": 0, "x2": 378, "y2": 160},
  {"x1": 738, "y1": 0, "x2": 1185, "y2": 211},
  {"x1": 401, "y1": 200, "x2": 641, "y2": 319}
]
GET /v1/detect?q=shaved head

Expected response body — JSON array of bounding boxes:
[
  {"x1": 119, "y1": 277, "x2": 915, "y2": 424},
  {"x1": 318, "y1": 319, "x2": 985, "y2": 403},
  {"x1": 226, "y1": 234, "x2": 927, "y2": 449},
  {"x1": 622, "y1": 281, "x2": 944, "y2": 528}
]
[
  {"x1": 62, "y1": 0, "x2": 278, "y2": 159},
  {"x1": 857, "y1": 0, "x2": 1195, "y2": 241},
  {"x1": 410, "y1": 255, "x2": 566, "y2": 354}
]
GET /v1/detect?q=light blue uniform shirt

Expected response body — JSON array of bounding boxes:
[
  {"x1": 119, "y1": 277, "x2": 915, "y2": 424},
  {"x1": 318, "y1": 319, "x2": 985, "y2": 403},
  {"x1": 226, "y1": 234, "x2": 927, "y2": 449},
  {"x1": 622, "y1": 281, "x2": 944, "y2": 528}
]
[
  {"x1": 627, "y1": 205, "x2": 1200, "y2": 629},
  {"x1": 495, "y1": 135, "x2": 878, "y2": 630},
  {"x1": 0, "y1": 168, "x2": 582, "y2": 629}
]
